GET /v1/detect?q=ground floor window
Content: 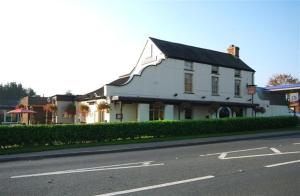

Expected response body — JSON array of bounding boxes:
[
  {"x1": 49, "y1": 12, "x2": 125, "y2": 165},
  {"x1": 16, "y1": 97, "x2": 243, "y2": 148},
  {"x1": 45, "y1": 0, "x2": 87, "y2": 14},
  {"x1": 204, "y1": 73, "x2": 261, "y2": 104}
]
[
  {"x1": 149, "y1": 103, "x2": 164, "y2": 120},
  {"x1": 235, "y1": 108, "x2": 243, "y2": 117},
  {"x1": 185, "y1": 108, "x2": 193, "y2": 119}
]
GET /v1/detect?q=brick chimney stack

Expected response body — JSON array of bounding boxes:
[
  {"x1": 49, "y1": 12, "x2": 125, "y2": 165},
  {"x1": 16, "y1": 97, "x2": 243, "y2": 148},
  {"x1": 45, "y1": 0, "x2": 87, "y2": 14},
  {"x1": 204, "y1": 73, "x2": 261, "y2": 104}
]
[{"x1": 227, "y1": 44, "x2": 239, "y2": 58}]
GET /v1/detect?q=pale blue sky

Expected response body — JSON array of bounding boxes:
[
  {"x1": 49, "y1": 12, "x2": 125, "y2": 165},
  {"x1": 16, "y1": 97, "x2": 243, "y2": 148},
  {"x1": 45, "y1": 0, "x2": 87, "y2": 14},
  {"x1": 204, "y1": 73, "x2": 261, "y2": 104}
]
[{"x1": 0, "y1": 0, "x2": 299, "y2": 96}]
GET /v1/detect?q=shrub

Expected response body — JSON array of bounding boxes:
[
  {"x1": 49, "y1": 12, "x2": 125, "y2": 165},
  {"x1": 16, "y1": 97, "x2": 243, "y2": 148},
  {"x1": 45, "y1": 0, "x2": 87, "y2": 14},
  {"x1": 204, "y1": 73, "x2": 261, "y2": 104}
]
[{"x1": 0, "y1": 116, "x2": 298, "y2": 148}]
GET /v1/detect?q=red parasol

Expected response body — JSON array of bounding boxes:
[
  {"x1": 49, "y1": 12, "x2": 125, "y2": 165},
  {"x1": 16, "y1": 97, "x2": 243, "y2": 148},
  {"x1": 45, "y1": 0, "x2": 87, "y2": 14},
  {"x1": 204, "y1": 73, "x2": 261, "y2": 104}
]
[
  {"x1": 7, "y1": 108, "x2": 37, "y2": 114},
  {"x1": 7, "y1": 108, "x2": 37, "y2": 124}
]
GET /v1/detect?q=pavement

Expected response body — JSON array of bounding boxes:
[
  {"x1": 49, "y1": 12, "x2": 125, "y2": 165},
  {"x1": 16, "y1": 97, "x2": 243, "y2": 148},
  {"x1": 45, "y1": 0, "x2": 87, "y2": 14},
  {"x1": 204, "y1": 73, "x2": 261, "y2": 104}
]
[
  {"x1": 1, "y1": 129, "x2": 300, "y2": 162},
  {"x1": 1, "y1": 131, "x2": 300, "y2": 196}
]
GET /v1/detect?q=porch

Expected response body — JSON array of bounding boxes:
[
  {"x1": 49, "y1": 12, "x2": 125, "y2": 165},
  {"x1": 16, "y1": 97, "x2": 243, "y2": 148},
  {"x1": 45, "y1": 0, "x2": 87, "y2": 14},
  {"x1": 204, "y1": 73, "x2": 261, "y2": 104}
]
[{"x1": 110, "y1": 96, "x2": 258, "y2": 122}]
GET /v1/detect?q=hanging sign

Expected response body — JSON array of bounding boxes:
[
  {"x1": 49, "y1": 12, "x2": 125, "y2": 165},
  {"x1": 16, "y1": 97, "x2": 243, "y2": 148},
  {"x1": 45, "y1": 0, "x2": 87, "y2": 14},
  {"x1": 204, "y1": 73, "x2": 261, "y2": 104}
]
[
  {"x1": 289, "y1": 93, "x2": 299, "y2": 107},
  {"x1": 247, "y1": 85, "x2": 256, "y2": 95}
]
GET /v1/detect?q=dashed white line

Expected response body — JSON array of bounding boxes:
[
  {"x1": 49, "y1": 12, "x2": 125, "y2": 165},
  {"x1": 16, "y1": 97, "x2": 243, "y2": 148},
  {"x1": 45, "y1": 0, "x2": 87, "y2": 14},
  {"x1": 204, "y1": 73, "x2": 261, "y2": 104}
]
[
  {"x1": 10, "y1": 161, "x2": 164, "y2": 179},
  {"x1": 199, "y1": 147, "x2": 268, "y2": 157},
  {"x1": 293, "y1": 143, "x2": 300, "y2": 145},
  {"x1": 94, "y1": 175, "x2": 215, "y2": 196},
  {"x1": 270, "y1": 148, "x2": 281, "y2": 154},
  {"x1": 219, "y1": 151, "x2": 300, "y2": 160},
  {"x1": 265, "y1": 160, "x2": 300, "y2": 168}
]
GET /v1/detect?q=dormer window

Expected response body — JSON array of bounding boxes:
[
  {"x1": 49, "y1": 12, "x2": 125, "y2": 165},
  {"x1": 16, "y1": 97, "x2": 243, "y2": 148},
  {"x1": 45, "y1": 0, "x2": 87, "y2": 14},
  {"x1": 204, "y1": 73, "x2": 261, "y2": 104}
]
[
  {"x1": 211, "y1": 66, "x2": 219, "y2": 74},
  {"x1": 184, "y1": 61, "x2": 193, "y2": 71},
  {"x1": 235, "y1": 69, "x2": 241, "y2": 77}
]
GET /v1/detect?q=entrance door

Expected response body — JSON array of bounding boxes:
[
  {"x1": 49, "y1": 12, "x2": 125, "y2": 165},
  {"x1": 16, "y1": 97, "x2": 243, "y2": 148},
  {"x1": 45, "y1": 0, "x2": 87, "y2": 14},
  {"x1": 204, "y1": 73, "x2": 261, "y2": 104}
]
[{"x1": 218, "y1": 107, "x2": 230, "y2": 118}]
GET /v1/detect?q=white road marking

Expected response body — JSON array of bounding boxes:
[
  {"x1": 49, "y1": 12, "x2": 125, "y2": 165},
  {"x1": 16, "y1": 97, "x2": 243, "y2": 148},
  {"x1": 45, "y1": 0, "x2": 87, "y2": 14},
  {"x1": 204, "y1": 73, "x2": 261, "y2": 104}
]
[
  {"x1": 199, "y1": 147, "x2": 268, "y2": 157},
  {"x1": 10, "y1": 161, "x2": 164, "y2": 179},
  {"x1": 218, "y1": 153, "x2": 227, "y2": 159},
  {"x1": 265, "y1": 160, "x2": 300, "y2": 168},
  {"x1": 270, "y1": 148, "x2": 281, "y2": 154},
  {"x1": 293, "y1": 143, "x2": 300, "y2": 145},
  {"x1": 94, "y1": 175, "x2": 215, "y2": 196},
  {"x1": 219, "y1": 151, "x2": 300, "y2": 160}
]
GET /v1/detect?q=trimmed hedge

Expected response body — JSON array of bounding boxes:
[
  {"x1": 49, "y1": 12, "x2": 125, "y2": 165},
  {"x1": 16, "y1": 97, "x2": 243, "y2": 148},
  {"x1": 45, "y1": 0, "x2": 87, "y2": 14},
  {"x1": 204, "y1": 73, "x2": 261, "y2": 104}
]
[{"x1": 0, "y1": 116, "x2": 298, "y2": 147}]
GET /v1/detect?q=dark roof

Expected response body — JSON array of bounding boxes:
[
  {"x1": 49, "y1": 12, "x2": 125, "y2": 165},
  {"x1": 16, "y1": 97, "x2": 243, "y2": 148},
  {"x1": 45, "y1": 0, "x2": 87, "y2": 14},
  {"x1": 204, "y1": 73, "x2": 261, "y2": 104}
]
[
  {"x1": 20, "y1": 96, "x2": 48, "y2": 105},
  {"x1": 0, "y1": 99, "x2": 18, "y2": 110},
  {"x1": 265, "y1": 83, "x2": 300, "y2": 92},
  {"x1": 51, "y1": 95, "x2": 77, "y2": 101},
  {"x1": 0, "y1": 98, "x2": 18, "y2": 107},
  {"x1": 257, "y1": 87, "x2": 287, "y2": 106},
  {"x1": 108, "y1": 76, "x2": 130, "y2": 86},
  {"x1": 149, "y1": 37, "x2": 255, "y2": 72},
  {"x1": 77, "y1": 76, "x2": 130, "y2": 101},
  {"x1": 76, "y1": 87, "x2": 105, "y2": 101}
]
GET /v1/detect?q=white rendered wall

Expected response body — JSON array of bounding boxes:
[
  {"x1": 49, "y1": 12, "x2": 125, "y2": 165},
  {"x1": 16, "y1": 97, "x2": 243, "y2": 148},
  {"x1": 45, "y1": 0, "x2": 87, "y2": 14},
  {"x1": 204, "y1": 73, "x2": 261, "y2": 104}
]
[
  {"x1": 193, "y1": 106, "x2": 211, "y2": 119},
  {"x1": 130, "y1": 39, "x2": 165, "y2": 77},
  {"x1": 106, "y1": 58, "x2": 254, "y2": 106}
]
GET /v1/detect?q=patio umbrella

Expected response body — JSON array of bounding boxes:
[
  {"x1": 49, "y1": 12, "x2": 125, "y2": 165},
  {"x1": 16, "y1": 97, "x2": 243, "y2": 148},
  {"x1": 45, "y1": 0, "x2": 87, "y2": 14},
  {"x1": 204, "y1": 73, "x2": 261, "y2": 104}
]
[{"x1": 7, "y1": 108, "x2": 37, "y2": 124}]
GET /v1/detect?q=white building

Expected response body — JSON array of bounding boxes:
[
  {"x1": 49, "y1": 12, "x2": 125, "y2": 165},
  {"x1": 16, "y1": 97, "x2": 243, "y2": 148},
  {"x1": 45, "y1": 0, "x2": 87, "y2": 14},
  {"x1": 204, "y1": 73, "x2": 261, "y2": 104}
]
[{"x1": 77, "y1": 37, "x2": 289, "y2": 123}]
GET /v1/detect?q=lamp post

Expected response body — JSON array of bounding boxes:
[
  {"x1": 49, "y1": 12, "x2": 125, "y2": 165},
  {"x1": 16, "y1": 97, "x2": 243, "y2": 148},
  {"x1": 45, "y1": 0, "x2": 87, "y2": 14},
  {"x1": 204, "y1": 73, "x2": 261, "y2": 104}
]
[{"x1": 247, "y1": 84, "x2": 257, "y2": 117}]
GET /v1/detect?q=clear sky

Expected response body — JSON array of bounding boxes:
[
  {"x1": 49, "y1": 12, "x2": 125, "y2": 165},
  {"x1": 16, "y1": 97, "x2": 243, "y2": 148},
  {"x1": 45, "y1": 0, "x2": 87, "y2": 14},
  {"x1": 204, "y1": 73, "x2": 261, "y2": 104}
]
[{"x1": 0, "y1": 0, "x2": 299, "y2": 96}]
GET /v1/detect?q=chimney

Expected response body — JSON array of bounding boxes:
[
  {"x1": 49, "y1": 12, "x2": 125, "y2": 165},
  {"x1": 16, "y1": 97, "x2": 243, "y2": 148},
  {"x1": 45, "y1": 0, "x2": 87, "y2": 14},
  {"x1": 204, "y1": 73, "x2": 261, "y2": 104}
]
[{"x1": 227, "y1": 44, "x2": 239, "y2": 58}]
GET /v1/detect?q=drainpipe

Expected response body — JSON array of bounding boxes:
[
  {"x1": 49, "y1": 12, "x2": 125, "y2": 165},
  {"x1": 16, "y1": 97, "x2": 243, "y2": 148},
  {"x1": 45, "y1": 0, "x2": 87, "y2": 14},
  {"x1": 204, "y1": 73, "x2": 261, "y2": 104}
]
[
  {"x1": 178, "y1": 105, "x2": 180, "y2": 120},
  {"x1": 120, "y1": 101, "x2": 123, "y2": 123}
]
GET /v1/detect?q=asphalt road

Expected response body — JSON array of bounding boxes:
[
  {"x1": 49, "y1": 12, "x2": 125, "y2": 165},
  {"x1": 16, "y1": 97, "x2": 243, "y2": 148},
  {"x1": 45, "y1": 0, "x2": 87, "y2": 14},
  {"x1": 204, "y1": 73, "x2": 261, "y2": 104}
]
[{"x1": 1, "y1": 134, "x2": 299, "y2": 196}]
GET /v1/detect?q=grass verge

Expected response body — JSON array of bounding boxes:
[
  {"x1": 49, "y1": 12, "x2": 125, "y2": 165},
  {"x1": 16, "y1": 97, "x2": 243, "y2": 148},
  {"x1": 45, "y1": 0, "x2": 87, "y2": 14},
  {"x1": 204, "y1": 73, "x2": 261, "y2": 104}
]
[{"x1": 1, "y1": 127, "x2": 300, "y2": 156}]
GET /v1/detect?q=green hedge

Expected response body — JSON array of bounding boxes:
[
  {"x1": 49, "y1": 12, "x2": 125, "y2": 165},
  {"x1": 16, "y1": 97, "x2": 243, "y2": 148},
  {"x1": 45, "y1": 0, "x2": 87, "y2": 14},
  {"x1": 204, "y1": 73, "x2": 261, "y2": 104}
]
[{"x1": 0, "y1": 116, "x2": 298, "y2": 147}]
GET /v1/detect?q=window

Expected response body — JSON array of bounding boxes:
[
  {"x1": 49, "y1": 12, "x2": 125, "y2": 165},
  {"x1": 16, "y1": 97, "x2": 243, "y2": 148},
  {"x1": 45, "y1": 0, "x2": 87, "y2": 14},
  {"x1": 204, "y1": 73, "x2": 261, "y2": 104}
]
[
  {"x1": 234, "y1": 69, "x2": 241, "y2": 77},
  {"x1": 235, "y1": 79, "x2": 241, "y2": 97},
  {"x1": 212, "y1": 76, "x2": 219, "y2": 95},
  {"x1": 184, "y1": 73, "x2": 193, "y2": 93},
  {"x1": 184, "y1": 61, "x2": 193, "y2": 70},
  {"x1": 185, "y1": 108, "x2": 193, "y2": 120},
  {"x1": 149, "y1": 103, "x2": 164, "y2": 121},
  {"x1": 211, "y1": 66, "x2": 219, "y2": 74}
]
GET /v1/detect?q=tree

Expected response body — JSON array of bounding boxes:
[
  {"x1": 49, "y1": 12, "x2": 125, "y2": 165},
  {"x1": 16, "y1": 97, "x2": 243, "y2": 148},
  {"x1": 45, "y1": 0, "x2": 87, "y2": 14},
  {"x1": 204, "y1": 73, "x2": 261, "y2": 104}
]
[
  {"x1": 267, "y1": 74, "x2": 299, "y2": 86},
  {"x1": 0, "y1": 82, "x2": 36, "y2": 102}
]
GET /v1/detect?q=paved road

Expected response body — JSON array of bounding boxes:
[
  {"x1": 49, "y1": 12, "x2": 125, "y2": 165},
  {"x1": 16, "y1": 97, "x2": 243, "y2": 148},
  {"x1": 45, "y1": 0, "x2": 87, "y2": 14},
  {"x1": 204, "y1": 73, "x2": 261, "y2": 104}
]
[{"x1": 1, "y1": 134, "x2": 300, "y2": 196}]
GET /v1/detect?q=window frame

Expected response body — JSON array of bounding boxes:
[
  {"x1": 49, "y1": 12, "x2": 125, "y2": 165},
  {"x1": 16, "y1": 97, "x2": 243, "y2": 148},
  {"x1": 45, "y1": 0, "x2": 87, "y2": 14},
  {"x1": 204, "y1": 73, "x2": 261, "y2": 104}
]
[
  {"x1": 234, "y1": 79, "x2": 241, "y2": 97},
  {"x1": 234, "y1": 69, "x2": 241, "y2": 77},
  {"x1": 211, "y1": 66, "x2": 219, "y2": 74},
  {"x1": 212, "y1": 76, "x2": 219, "y2": 95},
  {"x1": 184, "y1": 61, "x2": 193, "y2": 71},
  {"x1": 149, "y1": 104, "x2": 164, "y2": 121},
  {"x1": 184, "y1": 73, "x2": 193, "y2": 93}
]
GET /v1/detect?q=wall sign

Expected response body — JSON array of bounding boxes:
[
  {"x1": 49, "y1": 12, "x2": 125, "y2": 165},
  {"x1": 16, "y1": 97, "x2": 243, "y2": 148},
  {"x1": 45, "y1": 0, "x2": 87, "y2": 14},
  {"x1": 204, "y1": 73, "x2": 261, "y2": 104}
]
[{"x1": 116, "y1": 113, "x2": 123, "y2": 119}]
